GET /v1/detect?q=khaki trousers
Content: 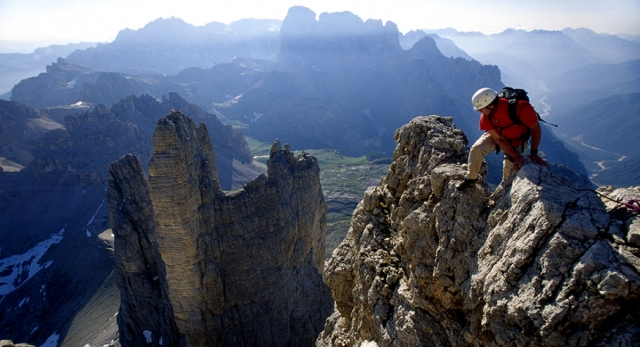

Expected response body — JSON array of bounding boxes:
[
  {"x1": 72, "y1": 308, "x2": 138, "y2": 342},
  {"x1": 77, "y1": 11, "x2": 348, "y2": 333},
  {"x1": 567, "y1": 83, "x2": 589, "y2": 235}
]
[{"x1": 467, "y1": 132, "x2": 526, "y2": 181}]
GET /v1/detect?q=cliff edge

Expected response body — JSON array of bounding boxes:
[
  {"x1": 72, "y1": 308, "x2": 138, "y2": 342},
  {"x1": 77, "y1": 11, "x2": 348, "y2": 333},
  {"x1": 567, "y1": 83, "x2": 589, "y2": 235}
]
[
  {"x1": 317, "y1": 116, "x2": 639, "y2": 346},
  {"x1": 107, "y1": 110, "x2": 333, "y2": 347}
]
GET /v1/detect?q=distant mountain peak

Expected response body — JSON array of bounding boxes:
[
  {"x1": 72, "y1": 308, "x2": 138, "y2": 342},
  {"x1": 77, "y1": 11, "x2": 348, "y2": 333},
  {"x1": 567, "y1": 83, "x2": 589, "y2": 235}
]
[
  {"x1": 280, "y1": 6, "x2": 400, "y2": 55},
  {"x1": 406, "y1": 35, "x2": 443, "y2": 59}
]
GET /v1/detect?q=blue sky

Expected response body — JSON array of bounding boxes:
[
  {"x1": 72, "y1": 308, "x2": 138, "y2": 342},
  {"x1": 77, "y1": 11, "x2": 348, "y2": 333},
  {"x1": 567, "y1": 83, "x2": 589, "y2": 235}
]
[{"x1": 1, "y1": 0, "x2": 639, "y2": 50}]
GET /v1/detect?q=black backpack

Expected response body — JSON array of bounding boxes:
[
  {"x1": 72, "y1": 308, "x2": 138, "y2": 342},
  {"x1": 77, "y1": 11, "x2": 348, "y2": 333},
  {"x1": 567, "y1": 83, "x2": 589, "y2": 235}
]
[{"x1": 498, "y1": 87, "x2": 557, "y2": 128}]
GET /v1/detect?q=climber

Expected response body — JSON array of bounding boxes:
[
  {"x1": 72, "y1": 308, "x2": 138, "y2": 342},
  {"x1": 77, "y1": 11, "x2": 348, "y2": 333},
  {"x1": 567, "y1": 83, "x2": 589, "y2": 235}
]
[{"x1": 456, "y1": 87, "x2": 548, "y2": 190}]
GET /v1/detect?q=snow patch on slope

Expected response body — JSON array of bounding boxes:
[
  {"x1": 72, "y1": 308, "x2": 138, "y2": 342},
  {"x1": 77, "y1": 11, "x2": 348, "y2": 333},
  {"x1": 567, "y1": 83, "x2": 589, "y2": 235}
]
[{"x1": 0, "y1": 228, "x2": 65, "y2": 297}]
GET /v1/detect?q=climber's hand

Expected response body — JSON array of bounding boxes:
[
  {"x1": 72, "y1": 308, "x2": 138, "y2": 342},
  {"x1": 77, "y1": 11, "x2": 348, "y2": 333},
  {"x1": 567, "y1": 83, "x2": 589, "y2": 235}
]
[
  {"x1": 530, "y1": 154, "x2": 548, "y2": 168},
  {"x1": 513, "y1": 156, "x2": 526, "y2": 172}
]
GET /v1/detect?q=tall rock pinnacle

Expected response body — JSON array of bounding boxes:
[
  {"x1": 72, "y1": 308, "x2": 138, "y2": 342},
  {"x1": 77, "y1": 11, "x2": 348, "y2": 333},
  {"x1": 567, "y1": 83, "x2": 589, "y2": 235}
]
[
  {"x1": 107, "y1": 153, "x2": 185, "y2": 346},
  {"x1": 107, "y1": 110, "x2": 333, "y2": 347},
  {"x1": 317, "y1": 116, "x2": 640, "y2": 346}
]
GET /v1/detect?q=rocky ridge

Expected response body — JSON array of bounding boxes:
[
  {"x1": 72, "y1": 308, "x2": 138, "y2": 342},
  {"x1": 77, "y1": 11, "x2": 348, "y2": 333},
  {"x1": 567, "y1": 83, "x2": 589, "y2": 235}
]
[
  {"x1": 317, "y1": 116, "x2": 639, "y2": 346},
  {"x1": 0, "y1": 99, "x2": 63, "y2": 171},
  {"x1": 107, "y1": 110, "x2": 333, "y2": 346},
  {"x1": 66, "y1": 17, "x2": 281, "y2": 75}
]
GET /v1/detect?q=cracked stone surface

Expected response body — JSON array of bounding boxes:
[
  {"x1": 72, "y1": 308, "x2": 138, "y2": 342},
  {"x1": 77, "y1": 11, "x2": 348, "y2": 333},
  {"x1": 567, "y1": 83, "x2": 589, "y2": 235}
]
[
  {"x1": 107, "y1": 111, "x2": 333, "y2": 347},
  {"x1": 316, "y1": 116, "x2": 640, "y2": 347}
]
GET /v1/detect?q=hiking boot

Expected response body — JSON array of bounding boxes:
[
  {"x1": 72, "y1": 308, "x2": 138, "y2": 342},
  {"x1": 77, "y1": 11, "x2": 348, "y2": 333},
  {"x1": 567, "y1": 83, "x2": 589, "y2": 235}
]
[{"x1": 456, "y1": 178, "x2": 478, "y2": 190}]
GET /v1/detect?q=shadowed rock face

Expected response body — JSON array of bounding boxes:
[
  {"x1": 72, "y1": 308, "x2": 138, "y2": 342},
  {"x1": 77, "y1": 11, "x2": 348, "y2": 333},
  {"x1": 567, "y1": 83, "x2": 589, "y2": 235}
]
[
  {"x1": 107, "y1": 154, "x2": 185, "y2": 347},
  {"x1": 317, "y1": 116, "x2": 640, "y2": 347},
  {"x1": 107, "y1": 110, "x2": 333, "y2": 347}
]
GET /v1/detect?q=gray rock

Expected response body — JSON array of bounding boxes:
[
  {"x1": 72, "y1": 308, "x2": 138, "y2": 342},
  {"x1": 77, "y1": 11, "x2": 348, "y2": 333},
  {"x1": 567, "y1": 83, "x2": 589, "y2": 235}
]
[
  {"x1": 317, "y1": 115, "x2": 640, "y2": 347},
  {"x1": 107, "y1": 154, "x2": 186, "y2": 347},
  {"x1": 597, "y1": 185, "x2": 640, "y2": 248},
  {"x1": 107, "y1": 110, "x2": 333, "y2": 347}
]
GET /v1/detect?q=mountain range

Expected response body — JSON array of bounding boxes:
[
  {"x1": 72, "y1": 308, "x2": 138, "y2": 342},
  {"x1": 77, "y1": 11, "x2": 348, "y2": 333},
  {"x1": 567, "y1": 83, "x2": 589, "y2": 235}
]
[
  {"x1": 419, "y1": 27, "x2": 640, "y2": 84},
  {"x1": 8, "y1": 9, "x2": 495, "y2": 157},
  {"x1": 545, "y1": 59, "x2": 640, "y2": 117},
  {"x1": 551, "y1": 92, "x2": 640, "y2": 186},
  {"x1": 0, "y1": 93, "x2": 259, "y2": 345},
  {"x1": 408, "y1": 28, "x2": 640, "y2": 184},
  {"x1": 0, "y1": 42, "x2": 96, "y2": 96},
  {"x1": 66, "y1": 17, "x2": 281, "y2": 76},
  {"x1": 0, "y1": 5, "x2": 639, "y2": 346},
  {"x1": 3, "y1": 14, "x2": 637, "y2": 185},
  {"x1": 7, "y1": 8, "x2": 595, "y2": 186}
]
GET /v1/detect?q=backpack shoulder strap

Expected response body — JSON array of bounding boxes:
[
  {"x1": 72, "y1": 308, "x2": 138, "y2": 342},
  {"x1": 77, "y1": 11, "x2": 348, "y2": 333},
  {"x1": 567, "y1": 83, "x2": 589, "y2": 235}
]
[{"x1": 507, "y1": 99, "x2": 524, "y2": 126}]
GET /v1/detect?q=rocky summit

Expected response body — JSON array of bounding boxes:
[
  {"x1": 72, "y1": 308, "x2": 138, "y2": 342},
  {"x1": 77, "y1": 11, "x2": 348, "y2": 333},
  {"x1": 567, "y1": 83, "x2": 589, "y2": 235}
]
[
  {"x1": 106, "y1": 110, "x2": 333, "y2": 347},
  {"x1": 317, "y1": 116, "x2": 639, "y2": 346}
]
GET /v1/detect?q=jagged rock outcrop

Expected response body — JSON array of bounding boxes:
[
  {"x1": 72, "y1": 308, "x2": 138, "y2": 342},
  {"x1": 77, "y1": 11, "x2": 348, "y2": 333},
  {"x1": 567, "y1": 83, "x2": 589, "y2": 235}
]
[
  {"x1": 28, "y1": 103, "x2": 151, "y2": 186},
  {"x1": 0, "y1": 94, "x2": 257, "y2": 345},
  {"x1": 107, "y1": 110, "x2": 333, "y2": 347},
  {"x1": 317, "y1": 116, "x2": 640, "y2": 346}
]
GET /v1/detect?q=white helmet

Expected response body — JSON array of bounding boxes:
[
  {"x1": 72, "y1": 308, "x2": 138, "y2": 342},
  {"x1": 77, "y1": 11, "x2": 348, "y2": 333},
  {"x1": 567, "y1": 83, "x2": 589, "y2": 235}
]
[{"x1": 471, "y1": 88, "x2": 498, "y2": 111}]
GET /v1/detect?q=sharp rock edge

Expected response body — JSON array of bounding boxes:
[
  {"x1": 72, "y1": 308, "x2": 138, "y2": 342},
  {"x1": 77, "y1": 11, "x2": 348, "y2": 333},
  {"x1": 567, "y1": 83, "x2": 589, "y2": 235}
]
[
  {"x1": 317, "y1": 115, "x2": 640, "y2": 347},
  {"x1": 107, "y1": 110, "x2": 333, "y2": 347}
]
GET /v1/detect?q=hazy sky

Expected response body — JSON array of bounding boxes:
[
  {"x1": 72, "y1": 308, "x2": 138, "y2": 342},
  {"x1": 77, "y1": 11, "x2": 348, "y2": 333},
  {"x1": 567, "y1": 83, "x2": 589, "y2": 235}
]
[{"x1": 1, "y1": 0, "x2": 639, "y2": 48}]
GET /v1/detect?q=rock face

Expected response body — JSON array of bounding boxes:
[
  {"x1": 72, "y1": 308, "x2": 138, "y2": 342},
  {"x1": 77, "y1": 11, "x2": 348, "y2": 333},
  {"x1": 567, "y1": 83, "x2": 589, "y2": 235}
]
[
  {"x1": 317, "y1": 116, "x2": 640, "y2": 346},
  {"x1": 107, "y1": 154, "x2": 184, "y2": 346},
  {"x1": 107, "y1": 110, "x2": 333, "y2": 346}
]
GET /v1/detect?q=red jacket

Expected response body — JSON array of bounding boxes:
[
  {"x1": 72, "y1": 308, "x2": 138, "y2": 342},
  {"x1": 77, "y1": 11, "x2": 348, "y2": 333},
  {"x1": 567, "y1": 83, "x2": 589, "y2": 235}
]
[{"x1": 480, "y1": 98, "x2": 538, "y2": 146}]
